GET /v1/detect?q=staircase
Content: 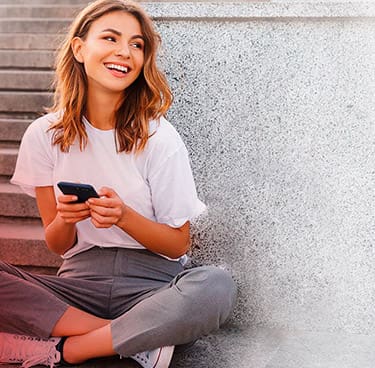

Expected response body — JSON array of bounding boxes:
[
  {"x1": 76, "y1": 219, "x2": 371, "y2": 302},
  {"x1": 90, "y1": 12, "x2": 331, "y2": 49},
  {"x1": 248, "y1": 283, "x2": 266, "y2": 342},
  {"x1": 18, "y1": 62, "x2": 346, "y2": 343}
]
[{"x1": 0, "y1": 0, "x2": 86, "y2": 273}]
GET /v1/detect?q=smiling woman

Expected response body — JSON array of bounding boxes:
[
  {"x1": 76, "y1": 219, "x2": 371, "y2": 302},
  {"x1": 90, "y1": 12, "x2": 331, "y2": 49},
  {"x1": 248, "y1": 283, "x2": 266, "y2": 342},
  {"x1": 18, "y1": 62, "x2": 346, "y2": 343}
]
[
  {"x1": 1, "y1": 1, "x2": 237, "y2": 368},
  {"x1": 70, "y1": 12, "x2": 145, "y2": 101},
  {"x1": 49, "y1": 0, "x2": 172, "y2": 152}
]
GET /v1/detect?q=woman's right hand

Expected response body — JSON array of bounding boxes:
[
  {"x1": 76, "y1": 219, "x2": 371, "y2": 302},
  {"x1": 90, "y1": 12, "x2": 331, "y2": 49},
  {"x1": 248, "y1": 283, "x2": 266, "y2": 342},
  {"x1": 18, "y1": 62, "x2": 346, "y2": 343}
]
[
  {"x1": 56, "y1": 194, "x2": 91, "y2": 224},
  {"x1": 36, "y1": 186, "x2": 84, "y2": 255}
]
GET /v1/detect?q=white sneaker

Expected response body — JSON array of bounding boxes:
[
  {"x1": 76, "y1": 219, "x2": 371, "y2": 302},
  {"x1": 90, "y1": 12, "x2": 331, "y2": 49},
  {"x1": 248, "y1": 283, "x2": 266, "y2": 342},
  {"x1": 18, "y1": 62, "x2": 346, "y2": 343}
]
[
  {"x1": 130, "y1": 346, "x2": 175, "y2": 368},
  {"x1": 0, "y1": 332, "x2": 61, "y2": 368}
]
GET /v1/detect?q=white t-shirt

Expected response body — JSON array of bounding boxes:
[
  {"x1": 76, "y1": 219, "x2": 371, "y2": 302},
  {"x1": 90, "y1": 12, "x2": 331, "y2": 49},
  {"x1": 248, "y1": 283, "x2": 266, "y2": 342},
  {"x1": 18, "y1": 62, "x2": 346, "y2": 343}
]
[{"x1": 11, "y1": 112, "x2": 206, "y2": 260}]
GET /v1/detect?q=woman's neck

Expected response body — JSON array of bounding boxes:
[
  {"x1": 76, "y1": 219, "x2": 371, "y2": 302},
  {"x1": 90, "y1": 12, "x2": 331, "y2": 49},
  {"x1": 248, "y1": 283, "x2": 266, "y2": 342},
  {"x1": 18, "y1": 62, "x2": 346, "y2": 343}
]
[{"x1": 85, "y1": 88, "x2": 124, "y2": 130}]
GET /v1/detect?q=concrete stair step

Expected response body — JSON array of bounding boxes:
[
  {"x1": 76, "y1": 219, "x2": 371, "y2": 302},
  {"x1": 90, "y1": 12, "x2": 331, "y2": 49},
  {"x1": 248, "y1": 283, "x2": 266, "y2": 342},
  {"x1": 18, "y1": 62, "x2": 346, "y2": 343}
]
[
  {"x1": 0, "y1": 19, "x2": 70, "y2": 33},
  {"x1": 0, "y1": 220, "x2": 62, "y2": 267},
  {"x1": 0, "y1": 147, "x2": 18, "y2": 176},
  {"x1": 0, "y1": 4, "x2": 82, "y2": 18},
  {"x1": 0, "y1": 118, "x2": 31, "y2": 142},
  {"x1": 0, "y1": 70, "x2": 54, "y2": 90},
  {"x1": 0, "y1": 33, "x2": 62, "y2": 50},
  {"x1": 0, "y1": 112, "x2": 39, "y2": 121},
  {"x1": 0, "y1": 50, "x2": 54, "y2": 68},
  {"x1": 0, "y1": 91, "x2": 52, "y2": 113},
  {"x1": 0, "y1": 182, "x2": 40, "y2": 218}
]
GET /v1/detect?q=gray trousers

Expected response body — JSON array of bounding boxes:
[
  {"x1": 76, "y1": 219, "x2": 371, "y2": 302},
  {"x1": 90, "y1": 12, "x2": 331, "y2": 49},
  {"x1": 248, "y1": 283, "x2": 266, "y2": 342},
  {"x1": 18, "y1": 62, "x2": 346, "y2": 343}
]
[{"x1": 0, "y1": 247, "x2": 237, "y2": 356}]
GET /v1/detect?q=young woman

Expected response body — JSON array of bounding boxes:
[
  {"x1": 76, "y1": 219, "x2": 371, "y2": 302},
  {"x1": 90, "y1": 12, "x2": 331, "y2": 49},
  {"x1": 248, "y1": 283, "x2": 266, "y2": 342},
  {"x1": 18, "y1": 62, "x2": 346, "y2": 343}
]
[{"x1": 0, "y1": 1, "x2": 237, "y2": 367}]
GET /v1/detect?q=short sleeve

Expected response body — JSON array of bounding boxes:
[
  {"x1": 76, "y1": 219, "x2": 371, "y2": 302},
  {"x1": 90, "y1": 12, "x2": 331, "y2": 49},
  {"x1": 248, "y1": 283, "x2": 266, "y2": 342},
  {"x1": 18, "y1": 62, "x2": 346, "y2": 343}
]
[
  {"x1": 148, "y1": 143, "x2": 206, "y2": 228},
  {"x1": 10, "y1": 117, "x2": 54, "y2": 197}
]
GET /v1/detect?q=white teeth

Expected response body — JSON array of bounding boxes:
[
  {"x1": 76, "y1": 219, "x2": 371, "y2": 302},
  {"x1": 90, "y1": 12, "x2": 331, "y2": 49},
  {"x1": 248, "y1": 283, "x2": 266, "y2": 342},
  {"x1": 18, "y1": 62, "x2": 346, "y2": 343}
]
[{"x1": 106, "y1": 63, "x2": 128, "y2": 73}]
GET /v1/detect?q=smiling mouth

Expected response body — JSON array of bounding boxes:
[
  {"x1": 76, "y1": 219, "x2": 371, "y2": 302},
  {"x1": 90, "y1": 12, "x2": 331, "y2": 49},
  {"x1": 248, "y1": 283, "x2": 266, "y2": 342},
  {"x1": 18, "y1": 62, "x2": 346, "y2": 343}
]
[{"x1": 105, "y1": 63, "x2": 129, "y2": 74}]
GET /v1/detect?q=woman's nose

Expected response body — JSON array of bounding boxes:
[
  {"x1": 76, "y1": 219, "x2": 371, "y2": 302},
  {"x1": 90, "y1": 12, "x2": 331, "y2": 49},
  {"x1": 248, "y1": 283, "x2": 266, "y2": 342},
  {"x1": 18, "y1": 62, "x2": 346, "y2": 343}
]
[{"x1": 115, "y1": 43, "x2": 130, "y2": 58}]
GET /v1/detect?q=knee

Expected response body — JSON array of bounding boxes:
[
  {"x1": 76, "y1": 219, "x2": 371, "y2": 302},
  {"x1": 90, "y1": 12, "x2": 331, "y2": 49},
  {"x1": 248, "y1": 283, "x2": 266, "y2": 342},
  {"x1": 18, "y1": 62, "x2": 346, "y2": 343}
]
[
  {"x1": 202, "y1": 266, "x2": 237, "y2": 311},
  {"x1": 183, "y1": 265, "x2": 237, "y2": 324}
]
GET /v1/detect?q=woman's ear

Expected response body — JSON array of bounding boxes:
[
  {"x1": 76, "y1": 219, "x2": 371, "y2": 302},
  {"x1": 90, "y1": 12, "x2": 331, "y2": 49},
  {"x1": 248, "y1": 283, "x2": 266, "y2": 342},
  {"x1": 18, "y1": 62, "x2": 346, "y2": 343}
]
[{"x1": 71, "y1": 37, "x2": 84, "y2": 63}]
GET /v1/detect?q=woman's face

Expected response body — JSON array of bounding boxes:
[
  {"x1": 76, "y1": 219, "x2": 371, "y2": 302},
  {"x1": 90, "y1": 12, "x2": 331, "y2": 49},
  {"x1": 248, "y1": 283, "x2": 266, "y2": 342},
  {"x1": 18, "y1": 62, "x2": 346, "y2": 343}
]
[{"x1": 72, "y1": 11, "x2": 145, "y2": 98}]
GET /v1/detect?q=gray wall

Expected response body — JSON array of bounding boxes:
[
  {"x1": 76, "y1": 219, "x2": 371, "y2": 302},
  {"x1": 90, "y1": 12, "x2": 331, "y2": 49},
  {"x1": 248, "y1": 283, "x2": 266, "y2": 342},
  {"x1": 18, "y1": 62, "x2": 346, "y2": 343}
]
[{"x1": 143, "y1": 2, "x2": 375, "y2": 334}]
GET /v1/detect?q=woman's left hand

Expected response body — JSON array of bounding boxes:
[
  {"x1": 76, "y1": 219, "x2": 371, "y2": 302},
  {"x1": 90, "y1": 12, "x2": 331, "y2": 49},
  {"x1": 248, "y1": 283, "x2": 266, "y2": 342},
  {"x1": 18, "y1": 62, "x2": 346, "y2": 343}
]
[
  {"x1": 87, "y1": 187, "x2": 126, "y2": 228},
  {"x1": 87, "y1": 186, "x2": 190, "y2": 258}
]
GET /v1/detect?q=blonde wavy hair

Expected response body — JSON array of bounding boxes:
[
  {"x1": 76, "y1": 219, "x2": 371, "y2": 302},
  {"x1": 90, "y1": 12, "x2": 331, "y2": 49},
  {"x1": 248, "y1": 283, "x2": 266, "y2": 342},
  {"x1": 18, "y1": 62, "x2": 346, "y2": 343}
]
[{"x1": 48, "y1": 0, "x2": 173, "y2": 153}]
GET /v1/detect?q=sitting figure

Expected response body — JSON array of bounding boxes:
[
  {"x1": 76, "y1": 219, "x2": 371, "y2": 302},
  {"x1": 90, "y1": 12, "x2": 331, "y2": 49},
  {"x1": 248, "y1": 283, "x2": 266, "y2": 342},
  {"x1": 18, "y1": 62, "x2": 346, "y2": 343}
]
[{"x1": 0, "y1": 1, "x2": 237, "y2": 367}]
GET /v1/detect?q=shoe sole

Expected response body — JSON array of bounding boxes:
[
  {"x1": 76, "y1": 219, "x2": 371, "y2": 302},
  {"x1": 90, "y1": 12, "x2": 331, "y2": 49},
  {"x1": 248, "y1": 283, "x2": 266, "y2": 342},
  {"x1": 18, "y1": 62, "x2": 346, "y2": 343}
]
[{"x1": 154, "y1": 346, "x2": 175, "y2": 368}]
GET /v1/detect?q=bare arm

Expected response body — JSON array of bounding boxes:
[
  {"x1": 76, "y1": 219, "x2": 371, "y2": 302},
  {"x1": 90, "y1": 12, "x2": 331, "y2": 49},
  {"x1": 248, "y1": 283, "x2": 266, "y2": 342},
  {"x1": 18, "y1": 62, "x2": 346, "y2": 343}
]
[
  {"x1": 35, "y1": 186, "x2": 91, "y2": 255},
  {"x1": 87, "y1": 187, "x2": 190, "y2": 259}
]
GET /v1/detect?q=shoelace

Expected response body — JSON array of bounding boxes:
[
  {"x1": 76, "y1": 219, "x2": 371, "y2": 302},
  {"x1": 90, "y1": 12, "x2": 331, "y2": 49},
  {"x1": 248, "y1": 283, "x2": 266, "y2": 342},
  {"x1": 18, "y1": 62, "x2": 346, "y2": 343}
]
[
  {"x1": 132, "y1": 349, "x2": 163, "y2": 368},
  {"x1": 132, "y1": 350, "x2": 153, "y2": 366},
  {"x1": 21, "y1": 344, "x2": 60, "y2": 368}
]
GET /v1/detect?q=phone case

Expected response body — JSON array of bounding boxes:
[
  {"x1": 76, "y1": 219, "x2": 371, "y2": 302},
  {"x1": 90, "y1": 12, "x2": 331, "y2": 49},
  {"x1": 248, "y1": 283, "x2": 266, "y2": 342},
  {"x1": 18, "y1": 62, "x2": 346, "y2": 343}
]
[{"x1": 57, "y1": 182, "x2": 99, "y2": 203}]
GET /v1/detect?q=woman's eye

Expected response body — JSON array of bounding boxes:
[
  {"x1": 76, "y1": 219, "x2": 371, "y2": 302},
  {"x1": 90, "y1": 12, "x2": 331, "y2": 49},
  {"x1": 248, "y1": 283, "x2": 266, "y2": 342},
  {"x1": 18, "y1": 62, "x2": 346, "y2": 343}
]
[
  {"x1": 131, "y1": 42, "x2": 143, "y2": 50},
  {"x1": 104, "y1": 36, "x2": 116, "y2": 42}
]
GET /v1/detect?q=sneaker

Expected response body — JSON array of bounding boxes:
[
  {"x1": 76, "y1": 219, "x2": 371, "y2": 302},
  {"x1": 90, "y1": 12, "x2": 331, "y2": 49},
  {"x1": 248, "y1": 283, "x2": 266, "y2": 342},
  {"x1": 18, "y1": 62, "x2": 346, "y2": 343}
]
[
  {"x1": 130, "y1": 346, "x2": 175, "y2": 368},
  {"x1": 0, "y1": 332, "x2": 61, "y2": 368}
]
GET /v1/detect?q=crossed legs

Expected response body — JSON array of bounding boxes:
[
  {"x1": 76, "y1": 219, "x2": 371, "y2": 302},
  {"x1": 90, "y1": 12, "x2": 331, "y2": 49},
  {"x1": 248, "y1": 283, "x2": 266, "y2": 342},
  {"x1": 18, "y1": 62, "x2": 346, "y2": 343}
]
[
  {"x1": 0, "y1": 257, "x2": 237, "y2": 364},
  {"x1": 51, "y1": 307, "x2": 113, "y2": 364}
]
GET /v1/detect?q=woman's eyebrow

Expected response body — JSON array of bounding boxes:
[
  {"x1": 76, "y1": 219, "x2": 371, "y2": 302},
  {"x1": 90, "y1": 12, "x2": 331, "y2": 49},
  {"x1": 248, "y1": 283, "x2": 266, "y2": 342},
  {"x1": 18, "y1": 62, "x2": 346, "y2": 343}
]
[
  {"x1": 130, "y1": 35, "x2": 145, "y2": 41},
  {"x1": 101, "y1": 28, "x2": 144, "y2": 40},
  {"x1": 101, "y1": 28, "x2": 122, "y2": 36}
]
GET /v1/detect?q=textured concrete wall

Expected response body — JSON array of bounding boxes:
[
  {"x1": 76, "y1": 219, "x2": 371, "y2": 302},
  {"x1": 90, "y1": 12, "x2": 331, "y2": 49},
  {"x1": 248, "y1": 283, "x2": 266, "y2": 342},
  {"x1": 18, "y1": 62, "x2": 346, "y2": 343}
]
[{"x1": 142, "y1": 2, "x2": 375, "y2": 334}]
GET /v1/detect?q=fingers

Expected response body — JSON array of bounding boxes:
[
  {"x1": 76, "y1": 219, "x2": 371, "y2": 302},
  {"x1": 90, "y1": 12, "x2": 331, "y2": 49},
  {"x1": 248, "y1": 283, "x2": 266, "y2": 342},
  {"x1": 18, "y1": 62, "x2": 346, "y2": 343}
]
[
  {"x1": 57, "y1": 195, "x2": 91, "y2": 224},
  {"x1": 87, "y1": 186, "x2": 121, "y2": 211},
  {"x1": 60, "y1": 213, "x2": 91, "y2": 224},
  {"x1": 89, "y1": 202, "x2": 124, "y2": 228},
  {"x1": 58, "y1": 194, "x2": 79, "y2": 204},
  {"x1": 90, "y1": 214, "x2": 117, "y2": 228},
  {"x1": 98, "y1": 187, "x2": 116, "y2": 198},
  {"x1": 87, "y1": 187, "x2": 125, "y2": 228},
  {"x1": 57, "y1": 187, "x2": 125, "y2": 228},
  {"x1": 87, "y1": 187, "x2": 116, "y2": 207}
]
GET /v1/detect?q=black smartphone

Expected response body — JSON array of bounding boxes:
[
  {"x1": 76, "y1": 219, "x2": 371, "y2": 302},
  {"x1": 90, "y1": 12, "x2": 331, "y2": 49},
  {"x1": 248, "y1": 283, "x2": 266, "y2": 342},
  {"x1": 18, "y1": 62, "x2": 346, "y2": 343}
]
[{"x1": 57, "y1": 182, "x2": 100, "y2": 203}]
